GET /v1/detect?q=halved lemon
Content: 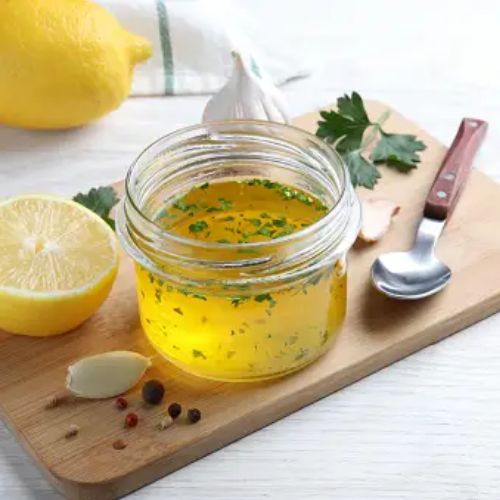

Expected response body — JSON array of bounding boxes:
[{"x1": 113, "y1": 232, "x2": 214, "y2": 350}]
[{"x1": 0, "y1": 195, "x2": 119, "y2": 336}]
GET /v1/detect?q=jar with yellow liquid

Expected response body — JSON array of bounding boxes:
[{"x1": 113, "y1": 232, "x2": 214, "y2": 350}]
[{"x1": 116, "y1": 121, "x2": 360, "y2": 382}]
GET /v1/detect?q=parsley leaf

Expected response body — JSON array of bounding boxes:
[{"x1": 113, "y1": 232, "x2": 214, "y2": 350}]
[
  {"x1": 174, "y1": 199, "x2": 199, "y2": 213},
  {"x1": 218, "y1": 197, "x2": 233, "y2": 210},
  {"x1": 73, "y1": 186, "x2": 119, "y2": 229},
  {"x1": 316, "y1": 92, "x2": 426, "y2": 189},
  {"x1": 343, "y1": 150, "x2": 381, "y2": 189},
  {"x1": 192, "y1": 349, "x2": 207, "y2": 359},
  {"x1": 189, "y1": 220, "x2": 208, "y2": 233},
  {"x1": 337, "y1": 91, "x2": 370, "y2": 124},
  {"x1": 370, "y1": 132, "x2": 426, "y2": 172},
  {"x1": 231, "y1": 296, "x2": 249, "y2": 307},
  {"x1": 256, "y1": 226, "x2": 273, "y2": 237},
  {"x1": 316, "y1": 92, "x2": 371, "y2": 153}
]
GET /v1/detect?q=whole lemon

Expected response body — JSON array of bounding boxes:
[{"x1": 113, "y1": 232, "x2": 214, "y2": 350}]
[{"x1": 0, "y1": 0, "x2": 152, "y2": 129}]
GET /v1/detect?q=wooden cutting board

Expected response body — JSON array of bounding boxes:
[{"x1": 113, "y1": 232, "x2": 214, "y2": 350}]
[{"x1": 2, "y1": 102, "x2": 500, "y2": 500}]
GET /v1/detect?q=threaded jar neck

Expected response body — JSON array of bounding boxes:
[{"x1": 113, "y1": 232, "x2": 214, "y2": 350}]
[{"x1": 116, "y1": 120, "x2": 360, "y2": 289}]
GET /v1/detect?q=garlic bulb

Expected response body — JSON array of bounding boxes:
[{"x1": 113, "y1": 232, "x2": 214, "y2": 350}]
[
  {"x1": 203, "y1": 51, "x2": 290, "y2": 123},
  {"x1": 66, "y1": 351, "x2": 151, "y2": 399}
]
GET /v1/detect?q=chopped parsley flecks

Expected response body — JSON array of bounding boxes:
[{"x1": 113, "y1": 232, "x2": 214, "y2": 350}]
[
  {"x1": 189, "y1": 220, "x2": 208, "y2": 233},
  {"x1": 173, "y1": 198, "x2": 198, "y2": 213},
  {"x1": 156, "y1": 180, "x2": 327, "y2": 244},
  {"x1": 231, "y1": 296, "x2": 249, "y2": 308},
  {"x1": 255, "y1": 293, "x2": 276, "y2": 308},
  {"x1": 192, "y1": 349, "x2": 207, "y2": 360}
]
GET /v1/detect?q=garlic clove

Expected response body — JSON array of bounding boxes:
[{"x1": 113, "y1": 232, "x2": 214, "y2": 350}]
[
  {"x1": 203, "y1": 51, "x2": 290, "y2": 123},
  {"x1": 358, "y1": 199, "x2": 400, "y2": 243},
  {"x1": 66, "y1": 351, "x2": 151, "y2": 399}
]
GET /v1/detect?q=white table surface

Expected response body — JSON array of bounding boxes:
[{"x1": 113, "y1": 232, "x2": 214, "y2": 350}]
[{"x1": 2, "y1": 1, "x2": 500, "y2": 498}]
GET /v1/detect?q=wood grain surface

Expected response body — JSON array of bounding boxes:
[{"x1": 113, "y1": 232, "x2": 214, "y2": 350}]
[{"x1": 1, "y1": 101, "x2": 500, "y2": 500}]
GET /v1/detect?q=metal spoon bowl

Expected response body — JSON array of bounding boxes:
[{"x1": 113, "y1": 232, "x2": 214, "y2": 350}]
[{"x1": 371, "y1": 219, "x2": 450, "y2": 299}]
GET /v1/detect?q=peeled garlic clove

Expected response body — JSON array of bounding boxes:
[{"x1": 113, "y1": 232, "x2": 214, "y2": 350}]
[
  {"x1": 203, "y1": 51, "x2": 290, "y2": 123},
  {"x1": 66, "y1": 351, "x2": 151, "y2": 399},
  {"x1": 358, "y1": 199, "x2": 400, "y2": 243}
]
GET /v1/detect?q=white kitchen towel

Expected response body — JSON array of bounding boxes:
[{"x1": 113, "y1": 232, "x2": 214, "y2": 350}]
[{"x1": 99, "y1": 0, "x2": 310, "y2": 96}]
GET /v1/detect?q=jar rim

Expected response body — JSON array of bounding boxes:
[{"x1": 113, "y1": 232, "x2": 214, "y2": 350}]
[
  {"x1": 124, "y1": 119, "x2": 348, "y2": 251},
  {"x1": 117, "y1": 119, "x2": 361, "y2": 288}
]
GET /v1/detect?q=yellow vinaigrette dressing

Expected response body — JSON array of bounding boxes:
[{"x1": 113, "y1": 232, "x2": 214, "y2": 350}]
[
  {"x1": 136, "y1": 180, "x2": 347, "y2": 381},
  {"x1": 117, "y1": 121, "x2": 361, "y2": 382}
]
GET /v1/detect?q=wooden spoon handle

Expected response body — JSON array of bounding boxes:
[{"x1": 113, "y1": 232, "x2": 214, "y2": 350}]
[{"x1": 424, "y1": 118, "x2": 488, "y2": 220}]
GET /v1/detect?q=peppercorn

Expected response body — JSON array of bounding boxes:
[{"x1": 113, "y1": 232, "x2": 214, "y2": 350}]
[
  {"x1": 187, "y1": 408, "x2": 201, "y2": 424},
  {"x1": 115, "y1": 397, "x2": 128, "y2": 410},
  {"x1": 65, "y1": 424, "x2": 80, "y2": 439},
  {"x1": 124, "y1": 412, "x2": 138, "y2": 428},
  {"x1": 113, "y1": 439, "x2": 127, "y2": 450},
  {"x1": 142, "y1": 379, "x2": 165, "y2": 405},
  {"x1": 167, "y1": 402, "x2": 182, "y2": 419}
]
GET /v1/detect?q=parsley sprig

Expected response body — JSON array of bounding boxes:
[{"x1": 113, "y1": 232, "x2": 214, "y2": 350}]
[
  {"x1": 73, "y1": 186, "x2": 119, "y2": 229},
  {"x1": 316, "y1": 92, "x2": 426, "y2": 189}
]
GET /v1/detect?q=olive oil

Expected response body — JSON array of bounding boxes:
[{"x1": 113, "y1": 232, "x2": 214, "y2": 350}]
[{"x1": 136, "y1": 180, "x2": 346, "y2": 381}]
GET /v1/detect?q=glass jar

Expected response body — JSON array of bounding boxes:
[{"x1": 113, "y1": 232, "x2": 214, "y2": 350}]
[{"x1": 116, "y1": 121, "x2": 361, "y2": 382}]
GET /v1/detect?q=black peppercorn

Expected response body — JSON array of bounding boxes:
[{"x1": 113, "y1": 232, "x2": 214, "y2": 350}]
[
  {"x1": 142, "y1": 380, "x2": 165, "y2": 405},
  {"x1": 168, "y1": 402, "x2": 182, "y2": 419},
  {"x1": 187, "y1": 408, "x2": 201, "y2": 424}
]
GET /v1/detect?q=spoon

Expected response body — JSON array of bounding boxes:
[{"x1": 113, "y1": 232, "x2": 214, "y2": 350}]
[{"x1": 371, "y1": 118, "x2": 488, "y2": 300}]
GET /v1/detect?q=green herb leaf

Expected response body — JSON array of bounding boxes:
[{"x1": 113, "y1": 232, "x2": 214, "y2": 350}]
[
  {"x1": 315, "y1": 91, "x2": 426, "y2": 189},
  {"x1": 342, "y1": 150, "x2": 381, "y2": 189},
  {"x1": 192, "y1": 293, "x2": 207, "y2": 301},
  {"x1": 231, "y1": 296, "x2": 249, "y2": 307},
  {"x1": 189, "y1": 220, "x2": 209, "y2": 233},
  {"x1": 316, "y1": 92, "x2": 371, "y2": 153},
  {"x1": 218, "y1": 197, "x2": 233, "y2": 211},
  {"x1": 296, "y1": 192, "x2": 313, "y2": 205},
  {"x1": 247, "y1": 218, "x2": 262, "y2": 227},
  {"x1": 192, "y1": 349, "x2": 207, "y2": 359},
  {"x1": 370, "y1": 132, "x2": 426, "y2": 172},
  {"x1": 73, "y1": 186, "x2": 119, "y2": 229},
  {"x1": 254, "y1": 293, "x2": 271, "y2": 303},
  {"x1": 254, "y1": 293, "x2": 276, "y2": 307},
  {"x1": 272, "y1": 217, "x2": 287, "y2": 227},
  {"x1": 173, "y1": 199, "x2": 192, "y2": 212},
  {"x1": 337, "y1": 91, "x2": 370, "y2": 124},
  {"x1": 272, "y1": 224, "x2": 297, "y2": 238},
  {"x1": 256, "y1": 226, "x2": 273, "y2": 237}
]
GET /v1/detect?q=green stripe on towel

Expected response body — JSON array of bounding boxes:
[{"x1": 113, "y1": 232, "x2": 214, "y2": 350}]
[{"x1": 156, "y1": 0, "x2": 174, "y2": 94}]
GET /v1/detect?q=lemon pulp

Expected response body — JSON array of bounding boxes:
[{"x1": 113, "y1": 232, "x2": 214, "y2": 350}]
[{"x1": 0, "y1": 196, "x2": 119, "y2": 336}]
